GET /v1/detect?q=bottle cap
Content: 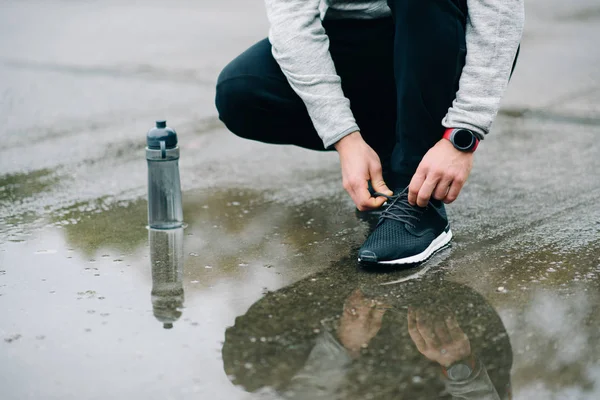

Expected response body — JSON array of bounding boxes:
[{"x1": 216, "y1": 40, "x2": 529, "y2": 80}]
[{"x1": 147, "y1": 120, "x2": 178, "y2": 149}]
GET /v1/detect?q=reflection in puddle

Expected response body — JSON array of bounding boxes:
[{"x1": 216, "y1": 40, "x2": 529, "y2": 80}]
[
  {"x1": 223, "y1": 260, "x2": 513, "y2": 399},
  {"x1": 52, "y1": 198, "x2": 147, "y2": 256},
  {"x1": 0, "y1": 168, "x2": 58, "y2": 207},
  {"x1": 149, "y1": 228, "x2": 185, "y2": 329},
  {"x1": 1, "y1": 185, "x2": 598, "y2": 399}
]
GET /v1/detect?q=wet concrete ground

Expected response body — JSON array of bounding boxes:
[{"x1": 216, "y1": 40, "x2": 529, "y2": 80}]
[{"x1": 1, "y1": 0, "x2": 599, "y2": 399}]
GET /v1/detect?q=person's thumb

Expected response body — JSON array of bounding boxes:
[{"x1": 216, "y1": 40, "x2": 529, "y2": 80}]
[{"x1": 370, "y1": 165, "x2": 393, "y2": 196}]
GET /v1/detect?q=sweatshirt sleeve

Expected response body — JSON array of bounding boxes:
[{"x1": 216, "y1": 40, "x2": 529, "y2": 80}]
[
  {"x1": 265, "y1": 0, "x2": 360, "y2": 149},
  {"x1": 284, "y1": 330, "x2": 352, "y2": 399},
  {"x1": 442, "y1": 0, "x2": 525, "y2": 139}
]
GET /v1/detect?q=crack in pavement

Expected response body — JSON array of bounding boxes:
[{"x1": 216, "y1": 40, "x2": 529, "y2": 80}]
[
  {"x1": 499, "y1": 108, "x2": 600, "y2": 126},
  {"x1": 0, "y1": 58, "x2": 217, "y2": 86}
]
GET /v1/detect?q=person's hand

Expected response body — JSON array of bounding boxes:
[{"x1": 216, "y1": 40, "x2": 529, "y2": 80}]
[
  {"x1": 408, "y1": 139, "x2": 474, "y2": 207},
  {"x1": 407, "y1": 307, "x2": 472, "y2": 368},
  {"x1": 337, "y1": 289, "x2": 390, "y2": 358},
  {"x1": 335, "y1": 132, "x2": 393, "y2": 211}
]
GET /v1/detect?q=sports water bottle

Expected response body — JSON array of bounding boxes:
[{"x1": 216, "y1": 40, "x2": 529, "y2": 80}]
[
  {"x1": 146, "y1": 120, "x2": 183, "y2": 229},
  {"x1": 150, "y1": 227, "x2": 184, "y2": 329}
]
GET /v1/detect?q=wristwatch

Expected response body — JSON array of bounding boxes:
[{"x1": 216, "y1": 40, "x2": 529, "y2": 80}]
[
  {"x1": 442, "y1": 355, "x2": 477, "y2": 381},
  {"x1": 443, "y1": 128, "x2": 480, "y2": 152},
  {"x1": 445, "y1": 362, "x2": 473, "y2": 381}
]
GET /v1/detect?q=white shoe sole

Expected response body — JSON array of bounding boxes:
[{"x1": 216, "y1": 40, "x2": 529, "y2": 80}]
[{"x1": 359, "y1": 229, "x2": 453, "y2": 265}]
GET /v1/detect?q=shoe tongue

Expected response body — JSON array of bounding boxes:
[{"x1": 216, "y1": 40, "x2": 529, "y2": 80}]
[
  {"x1": 394, "y1": 188, "x2": 410, "y2": 197},
  {"x1": 378, "y1": 194, "x2": 419, "y2": 226},
  {"x1": 391, "y1": 193, "x2": 424, "y2": 213}
]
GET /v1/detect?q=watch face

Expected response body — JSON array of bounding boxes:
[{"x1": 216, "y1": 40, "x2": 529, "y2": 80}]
[
  {"x1": 452, "y1": 129, "x2": 476, "y2": 151},
  {"x1": 448, "y1": 363, "x2": 473, "y2": 381}
]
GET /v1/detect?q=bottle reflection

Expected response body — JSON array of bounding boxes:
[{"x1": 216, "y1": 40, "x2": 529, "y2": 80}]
[{"x1": 149, "y1": 227, "x2": 184, "y2": 329}]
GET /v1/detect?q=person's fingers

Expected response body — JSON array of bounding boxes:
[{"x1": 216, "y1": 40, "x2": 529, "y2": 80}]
[
  {"x1": 408, "y1": 309, "x2": 427, "y2": 352},
  {"x1": 342, "y1": 178, "x2": 358, "y2": 207},
  {"x1": 345, "y1": 178, "x2": 378, "y2": 211},
  {"x1": 356, "y1": 186, "x2": 384, "y2": 210},
  {"x1": 372, "y1": 182, "x2": 393, "y2": 197},
  {"x1": 373, "y1": 300, "x2": 393, "y2": 313},
  {"x1": 368, "y1": 299, "x2": 388, "y2": 319},
  {"x1": 355, "y1": 182, "x2": 388, "y2": 210},
  {"x1": 349, "y1": 295, "x2": 370, "y2": 315},
  {"x1": 372, "y1": 307, "x2": 387, "y2": 320},
  {"x1": 344, "y1": 289, "x2": 364, "y2": 309},
  {"x1": 408, "y1": 168, "x2": 427, "y2": 205},
  {"x1": 346, "y1": 173, "x2": 388, "y2": 211},
  {"x1": 369, "y1": 162, "x2": 393, "y2": 196},
  {"x1": 446, "y1": 315, "x2": 467, "y2": 341},
  {"x1": 416, "y1": 175, "x2": 440, "y2": 207},
  {"x1": 368, "y1": 301, "x2": 387, "y2": 331},
  {"x1": 356, "y1": 296, "x2": 374, "y2": 315},
  {"x1": 434, "y1": 319, "x2": 453, "y2": 345},
  {"x1": 433, "y1": 178, "x2": 452, "y2": 201},
  {"x1": 416, "y1": 310, "x2": 439, "y2": 347},
  {"x1": 367, "y1": 195, "x2": 388, "y2": 209},
  {"x1": 443, "y1": 176, "x2": 465, "y2": 204}
]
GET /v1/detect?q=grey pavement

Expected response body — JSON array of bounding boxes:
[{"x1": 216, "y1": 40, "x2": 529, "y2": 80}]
[{"x1": 0, "y1": 0, "x2": 599, "y2": 399}]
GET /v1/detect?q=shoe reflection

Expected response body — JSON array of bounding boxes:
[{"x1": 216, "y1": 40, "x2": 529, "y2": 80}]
[
  {"x1": 223, "y1": 259, "x2": 512, "y2": 399},
  {"x1": 149, "y1": 227, "x2": 185, "y2": 329}
]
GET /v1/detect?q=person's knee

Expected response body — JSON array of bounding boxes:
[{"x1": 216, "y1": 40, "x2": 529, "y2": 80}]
[
  {"x1": 215, "y1": 39, "x2": 280, "y2": 140},
  {"x1": 215, "y1": 68, "x2": 257, "y2": 138}
]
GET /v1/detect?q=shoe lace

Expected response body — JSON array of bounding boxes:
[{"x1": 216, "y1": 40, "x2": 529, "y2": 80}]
[{"x1": 372, "y1": 188, "x2": 425, "y2": 228}]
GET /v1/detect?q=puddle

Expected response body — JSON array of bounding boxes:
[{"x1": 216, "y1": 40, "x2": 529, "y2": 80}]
[
  {"x1": 2, "y1": 0, "x2": 599, "y2": 397},
  {"x1": 224, "y1": 261, "x2": 515, "y2": 399},
  {"x1": 0, "y1": 186, "x2": 598, "y2": 399},
  {"x1": 0, "y1": 169, "x2": 59, "y2": 206}
]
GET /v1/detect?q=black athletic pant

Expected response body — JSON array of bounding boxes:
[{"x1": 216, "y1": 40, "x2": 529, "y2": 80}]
[{"x1": 216, "y1": 0, "x2": 468, "y2": 189}]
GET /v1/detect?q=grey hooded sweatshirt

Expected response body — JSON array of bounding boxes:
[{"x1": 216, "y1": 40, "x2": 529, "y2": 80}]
[{"x1": 265, "y1": 0, "x2": 525, "y2": 148}]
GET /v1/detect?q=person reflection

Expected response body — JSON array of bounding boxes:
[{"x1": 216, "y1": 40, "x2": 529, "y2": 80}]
[
  {"x1": 149, "y1": 227, "x2": 185, "y2": 329},
  {"x1": 222, "y1": 259, "x2": 512, "y2": 399}
]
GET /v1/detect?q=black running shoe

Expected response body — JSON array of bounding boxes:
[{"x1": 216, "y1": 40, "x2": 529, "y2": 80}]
[{"x1": 358, "y1": 188, "x2": 452, "y2": 265}]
